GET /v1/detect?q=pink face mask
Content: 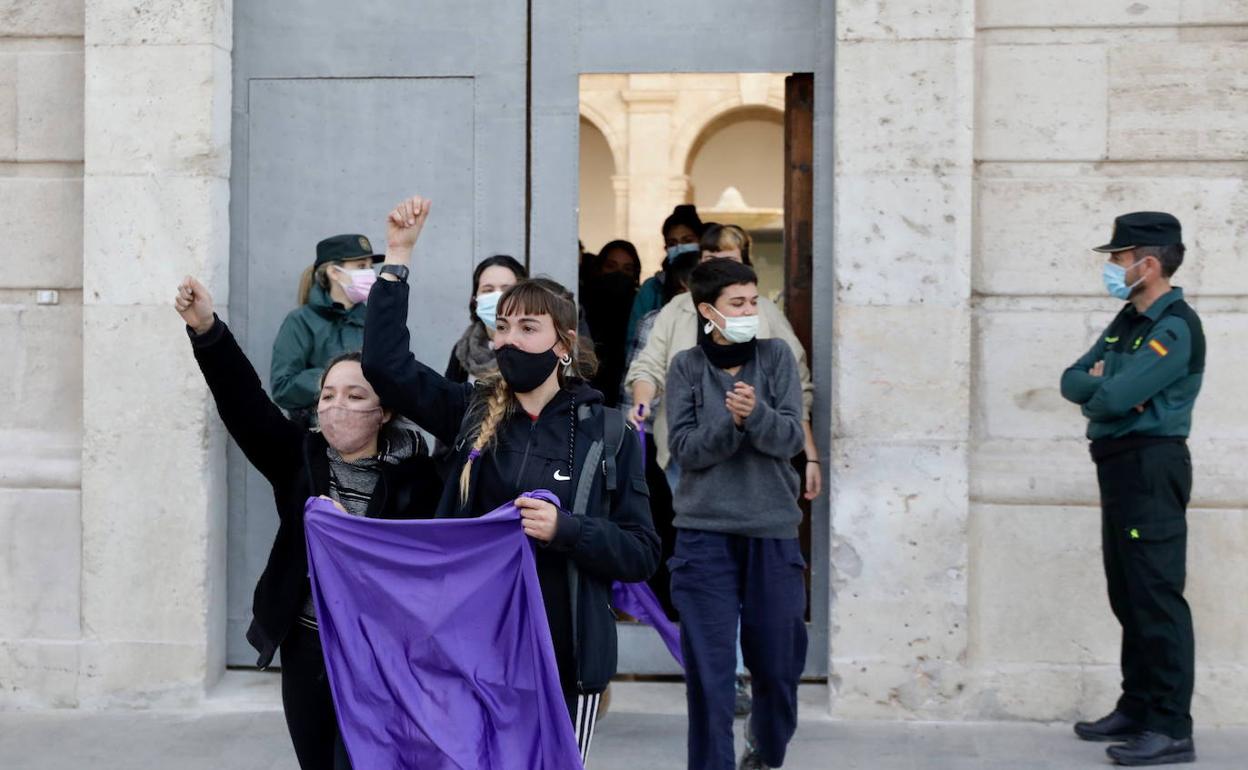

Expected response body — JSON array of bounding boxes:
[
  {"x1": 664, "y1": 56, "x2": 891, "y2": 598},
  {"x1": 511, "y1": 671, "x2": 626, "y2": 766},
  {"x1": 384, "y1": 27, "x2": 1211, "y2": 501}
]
[
  {"x1": 333, "y1": 267, "x2": 377, "y2": 304},
  {"x1": 318, "y1": 406, "x2": 383, "y2": 455}
]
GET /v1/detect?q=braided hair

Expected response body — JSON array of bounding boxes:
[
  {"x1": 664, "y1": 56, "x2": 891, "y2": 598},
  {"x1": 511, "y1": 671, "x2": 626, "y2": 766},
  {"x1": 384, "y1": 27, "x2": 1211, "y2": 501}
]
[{"x1": 457, "y1": 277, "x2": 597, "y2": 505}]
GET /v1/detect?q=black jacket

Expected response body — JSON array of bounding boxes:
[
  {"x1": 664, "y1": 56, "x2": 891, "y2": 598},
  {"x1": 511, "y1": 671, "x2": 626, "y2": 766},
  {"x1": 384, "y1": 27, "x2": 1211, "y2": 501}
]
[
  {"x1": 362, "y1": 278, "x2": 661, "y2": 693},
  {"x1": 188, "y1": 318, "x2": 443, "y2": 668}
]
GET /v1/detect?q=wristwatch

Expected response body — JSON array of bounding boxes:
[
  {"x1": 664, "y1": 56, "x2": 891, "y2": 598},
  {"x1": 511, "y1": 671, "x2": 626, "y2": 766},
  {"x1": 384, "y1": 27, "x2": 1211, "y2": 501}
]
[{"x1": 379, "y1": 264, "x2": 410, "y2": 282}]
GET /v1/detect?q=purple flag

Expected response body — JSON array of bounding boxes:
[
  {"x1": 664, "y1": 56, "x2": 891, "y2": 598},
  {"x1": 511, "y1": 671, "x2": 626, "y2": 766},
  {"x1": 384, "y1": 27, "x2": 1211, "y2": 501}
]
[
  {"x1": 611, "y1": 581, "x2": 684, "y2": 668},
  {"x1": 304, "y1": 491, "x2": 584, "y2": 769}
]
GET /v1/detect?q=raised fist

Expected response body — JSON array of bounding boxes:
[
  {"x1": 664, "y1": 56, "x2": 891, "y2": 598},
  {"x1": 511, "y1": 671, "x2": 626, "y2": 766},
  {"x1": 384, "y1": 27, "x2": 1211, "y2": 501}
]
[
  {"x1": 174, "y1": 276, "x2": 215, "y2": 335},
  {"x1": 386, "y1": 195, "x2": 432, "y2": 252}
]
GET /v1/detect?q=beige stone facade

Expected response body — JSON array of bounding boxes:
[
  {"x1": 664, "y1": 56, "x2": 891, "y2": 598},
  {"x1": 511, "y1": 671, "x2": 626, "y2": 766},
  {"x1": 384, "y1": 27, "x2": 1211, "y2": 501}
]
[{"x1": 2, "y1": 0, "x2": 1246, "y2": 725}]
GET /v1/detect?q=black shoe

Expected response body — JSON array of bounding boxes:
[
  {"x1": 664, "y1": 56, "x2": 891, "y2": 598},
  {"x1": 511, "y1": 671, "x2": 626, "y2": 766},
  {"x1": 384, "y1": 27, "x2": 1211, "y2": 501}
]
[
  {"x1": 737, "y1": 736, "x2": 772, "y2": 770},
  {"x1": 1074, "y1": 710, "x2": 1145, "y2": 742},
  {"x1": 734, "y1": 675, "x2": 752, "y2": 718},
  {"x1": 1106, "y1": 731, "x2": 1196, "y2": 766}
]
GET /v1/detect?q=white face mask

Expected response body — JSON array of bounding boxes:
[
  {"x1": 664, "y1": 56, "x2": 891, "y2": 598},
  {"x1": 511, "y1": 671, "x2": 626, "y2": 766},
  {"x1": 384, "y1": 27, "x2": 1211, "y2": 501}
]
[
  {"x1": 475, "y1": 290, "x2": 504, "y2": 329},
  {"x1": 705, "y1": 306, "x2": 760, "y2": 344}
]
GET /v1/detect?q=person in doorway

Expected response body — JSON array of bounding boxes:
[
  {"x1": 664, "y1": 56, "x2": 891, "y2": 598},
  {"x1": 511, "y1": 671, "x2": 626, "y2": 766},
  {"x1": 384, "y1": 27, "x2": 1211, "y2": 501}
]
[
  {"x1": 174, "y1": 276, "x2": 442, "y2": 770},
  {"x1": 362, "y1": 194, "x2": 661, "y2": 766},
  {"x1": 445, "y1": 254, "x2": 529, "y2": 384},
  {"x1": 583, "y1": 240, "x2": 642, "y2": 406},
  {"x1": 624, "y1": 223, "x2": 821, "y2": 714},
  {"x1": 595, "y1": 239, "x2": 642, "y2": 285},
  {"x1": 666, "y1": 259, "x2": 808, "y2": 770},
  {"x1": 625, "y1": 203, "x2": 704, "y2": 349},
  {"x1": 617, "y1": 245, "x2": 701, "y2": 622},
  {"x1": 627, "y1": 223, "x2": 820, "y2": 502},
  {"x1": 1061, "y1": 212, "x2": 1203, "y2": 767},
  {"x1": 272, "y1": 234, "x2": 382, "y2": 425}
]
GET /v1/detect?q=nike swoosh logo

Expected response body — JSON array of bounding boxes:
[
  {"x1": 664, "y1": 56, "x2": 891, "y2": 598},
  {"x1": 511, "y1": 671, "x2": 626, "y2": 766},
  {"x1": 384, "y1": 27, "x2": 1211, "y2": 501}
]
[{"x1": 553, "y1": 470, "x2": 571, "y2": 482}]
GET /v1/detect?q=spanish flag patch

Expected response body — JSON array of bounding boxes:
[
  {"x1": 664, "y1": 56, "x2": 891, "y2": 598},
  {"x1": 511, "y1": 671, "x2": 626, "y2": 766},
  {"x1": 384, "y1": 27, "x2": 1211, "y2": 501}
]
[{"x1": 1148, "y1": 339, "x2": 1169, "y2": 357}]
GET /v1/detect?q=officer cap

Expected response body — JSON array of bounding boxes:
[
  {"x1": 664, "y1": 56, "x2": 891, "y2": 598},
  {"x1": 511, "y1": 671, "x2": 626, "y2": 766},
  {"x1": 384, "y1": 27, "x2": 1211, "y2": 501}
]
[
  {"x1": 314, "y1": 234, "x2": 382, "y2": 267},
  {"x1": 1093, "y1": 212, "x2": 1183, "y2": 253}
]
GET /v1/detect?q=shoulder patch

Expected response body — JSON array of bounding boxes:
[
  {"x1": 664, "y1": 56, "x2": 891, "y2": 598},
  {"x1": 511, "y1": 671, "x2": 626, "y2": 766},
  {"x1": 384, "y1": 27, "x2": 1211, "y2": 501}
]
[{"x1": 1148, "y1": 339, "x2": 1169, "y2": 357}]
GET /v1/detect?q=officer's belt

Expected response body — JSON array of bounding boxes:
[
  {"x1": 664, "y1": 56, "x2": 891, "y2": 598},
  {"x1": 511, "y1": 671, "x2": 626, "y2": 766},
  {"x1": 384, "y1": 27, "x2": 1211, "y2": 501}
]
[{"x1": 1090, "y1": 435, "x2": 1186, "y2": 464}]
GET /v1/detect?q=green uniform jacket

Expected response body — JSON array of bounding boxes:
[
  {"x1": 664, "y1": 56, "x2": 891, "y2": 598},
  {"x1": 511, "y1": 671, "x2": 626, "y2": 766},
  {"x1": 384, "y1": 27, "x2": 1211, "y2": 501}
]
[
  {"x1": 1060, "y1": 287, "x2": 1205, "y2": 440},
  {"x1": 269, "y1": 284, "x2": 366, "y2": 411}
]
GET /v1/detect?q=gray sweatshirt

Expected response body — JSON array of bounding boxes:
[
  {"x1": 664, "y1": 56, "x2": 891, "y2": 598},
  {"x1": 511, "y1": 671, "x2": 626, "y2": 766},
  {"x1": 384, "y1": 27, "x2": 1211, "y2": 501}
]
[{"x1": 666, "y1": 338, "x2": 805, "y2": 539}]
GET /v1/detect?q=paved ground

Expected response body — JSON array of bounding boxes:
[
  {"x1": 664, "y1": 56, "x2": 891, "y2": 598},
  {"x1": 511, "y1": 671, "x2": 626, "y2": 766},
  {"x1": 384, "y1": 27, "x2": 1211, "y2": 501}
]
[{"x1": 2, "y1": 678, "x2": 1245, "y2": 769}]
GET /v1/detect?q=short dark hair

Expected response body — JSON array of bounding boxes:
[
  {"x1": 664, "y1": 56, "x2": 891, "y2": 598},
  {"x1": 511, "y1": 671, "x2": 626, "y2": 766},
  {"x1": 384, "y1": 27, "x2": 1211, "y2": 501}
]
[
  {"x1": 1135, "y1": 244, "x2": 1185, "y2": 278},
  {"x1": 662, "y1": 204, "x2": 703, "y2": 239},
  {"x1": 469, "y1": 255, "x2": 528, "y2": 321},
  {"x1": 690, "y1": 258, "x2": 758, "y2": 308}
]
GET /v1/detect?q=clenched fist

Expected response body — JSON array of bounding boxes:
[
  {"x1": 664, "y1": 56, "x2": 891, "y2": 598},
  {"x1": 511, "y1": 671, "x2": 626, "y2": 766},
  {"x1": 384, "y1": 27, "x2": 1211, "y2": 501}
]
[
  {"x1": 174, "y1": 276, "x2": 215, "y2": 335},
  {"x1": 386, "y1": 195, "x2": 432, "y2": 253}
]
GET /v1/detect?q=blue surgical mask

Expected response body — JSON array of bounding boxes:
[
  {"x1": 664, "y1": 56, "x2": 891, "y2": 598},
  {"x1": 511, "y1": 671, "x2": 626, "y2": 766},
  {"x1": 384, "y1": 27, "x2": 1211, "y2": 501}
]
[
  {"x1": 665, "y1": 242, "x2": 700, "y2": 263},
  {"x1": 1102, "y1": 259, "x2": 1146, "y2": 300},
  {"x1": 707, "y1": 306, "x2": 760, "y2": 344},
  {"x1": 475, "y1": 290, "x2": 503, "y2": 329}
]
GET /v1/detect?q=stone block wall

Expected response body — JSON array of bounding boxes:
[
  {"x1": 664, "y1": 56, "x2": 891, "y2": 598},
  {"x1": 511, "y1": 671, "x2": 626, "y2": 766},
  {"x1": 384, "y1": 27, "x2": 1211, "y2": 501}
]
[
  {"x1": 967, "y1": 4, "x2": 1248, "y2": 725},
  {"x1": 827, "y1": 0, "x2": 1248, "y2": 723},
  {"x1": 0, "y1": 0, "x2": 86, "y2": 708}
]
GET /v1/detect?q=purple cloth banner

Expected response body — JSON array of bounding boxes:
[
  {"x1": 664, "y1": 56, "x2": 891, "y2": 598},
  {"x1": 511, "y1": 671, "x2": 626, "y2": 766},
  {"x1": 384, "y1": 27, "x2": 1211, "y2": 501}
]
[
  {"x1": 611, "y1": 581, "x2": 684, "y2": 668},
  {"x1": 304, "y1": 491, "x2": 584, "y2": 770}
]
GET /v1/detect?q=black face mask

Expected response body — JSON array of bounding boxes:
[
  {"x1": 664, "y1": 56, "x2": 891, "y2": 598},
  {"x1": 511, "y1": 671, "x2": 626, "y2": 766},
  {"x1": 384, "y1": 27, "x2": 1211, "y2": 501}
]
[
  {"x1": 697, "y1": 318, "x2": 757, "y2": 370},
  {"x1": 495, "y1": 344, "x2": 560, "y2": 393}
]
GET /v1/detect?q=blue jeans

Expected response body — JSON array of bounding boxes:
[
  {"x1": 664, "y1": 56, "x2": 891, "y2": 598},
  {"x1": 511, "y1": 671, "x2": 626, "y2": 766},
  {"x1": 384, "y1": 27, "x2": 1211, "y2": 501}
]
[{"x1": 669, "y1": 529, "x2": 808, "y2": 770}]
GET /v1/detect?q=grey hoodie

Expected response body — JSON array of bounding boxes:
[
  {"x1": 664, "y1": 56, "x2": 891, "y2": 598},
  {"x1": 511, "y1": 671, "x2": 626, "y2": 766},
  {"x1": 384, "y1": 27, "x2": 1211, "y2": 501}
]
[{"x1": 665, "y1": 338, "x2": 805, "y2": 539}]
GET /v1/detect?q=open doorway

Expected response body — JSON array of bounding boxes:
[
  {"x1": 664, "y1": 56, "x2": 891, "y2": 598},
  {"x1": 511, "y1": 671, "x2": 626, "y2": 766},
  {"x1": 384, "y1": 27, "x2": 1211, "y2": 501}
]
[{"x1": 577, "y1": 73, "x2": 817, "y2": 676}]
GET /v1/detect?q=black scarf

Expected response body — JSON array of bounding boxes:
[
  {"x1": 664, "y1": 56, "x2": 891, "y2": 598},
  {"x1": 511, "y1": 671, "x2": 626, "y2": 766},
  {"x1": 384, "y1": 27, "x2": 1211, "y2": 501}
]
[{"x1": 696, "y1": 318, "x2": 756, "y2": 370}]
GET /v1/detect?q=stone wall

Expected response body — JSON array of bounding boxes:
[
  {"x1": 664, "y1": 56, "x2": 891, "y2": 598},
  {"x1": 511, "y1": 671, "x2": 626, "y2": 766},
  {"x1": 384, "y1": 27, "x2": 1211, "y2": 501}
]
[
  {"x1": 0, "y1": 0, "x2": 86, "y2": 708},
  {"x1": 828, "y1": 0, "x2": 1248, "y2": 724},
  {"x1": 0, "y1": 0, "x2": 232, "y2": 708},
  {"x1": 968, "y1": 2, "x2": 1248, "y2": 726}
]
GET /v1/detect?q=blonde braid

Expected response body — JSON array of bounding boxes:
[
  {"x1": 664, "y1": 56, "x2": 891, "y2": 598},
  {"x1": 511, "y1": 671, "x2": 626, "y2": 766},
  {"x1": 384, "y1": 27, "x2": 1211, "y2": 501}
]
[{"x1": 458, "y1": 377, "x2": 513, "y2": 504}]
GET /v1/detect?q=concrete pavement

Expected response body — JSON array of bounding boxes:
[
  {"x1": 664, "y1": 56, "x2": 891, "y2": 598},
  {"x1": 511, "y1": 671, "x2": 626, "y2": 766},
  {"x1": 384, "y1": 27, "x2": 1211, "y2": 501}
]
[{"x1": 2, "y1": 677, "x2": 1245, "y2": 769}]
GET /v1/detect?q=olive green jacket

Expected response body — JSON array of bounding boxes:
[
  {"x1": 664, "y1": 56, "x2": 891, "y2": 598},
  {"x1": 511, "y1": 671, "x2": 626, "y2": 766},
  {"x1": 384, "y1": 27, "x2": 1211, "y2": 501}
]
[
  {"x1": 269, "y1": 284, "x2": 366, "y2": 411},
  {"x1": 1061, "y1": 288, "x2": 1205, "y2": 440}
]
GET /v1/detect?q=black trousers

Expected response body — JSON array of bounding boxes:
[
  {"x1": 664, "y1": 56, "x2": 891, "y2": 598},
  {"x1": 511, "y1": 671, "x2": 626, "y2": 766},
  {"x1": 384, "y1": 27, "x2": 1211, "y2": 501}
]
[
  {"x1": 1095, "y1": 441, "x2": 1195, "y2": 740},
  {"x1": 279, "y1": 624, "x2": 353, "y2": 770},
  {"x1": 642, "y1": 432, "x2": 679, "y2": 620},
  {"x1": 670, "y1": 529, "x2": 808, "y2": 770}
]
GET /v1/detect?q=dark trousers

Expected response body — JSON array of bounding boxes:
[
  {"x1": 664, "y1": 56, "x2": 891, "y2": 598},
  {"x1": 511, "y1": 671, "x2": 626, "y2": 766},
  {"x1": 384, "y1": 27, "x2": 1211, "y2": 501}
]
[
  {"x1": 644, "y1": 433, "x2": 679, "y2": 620},
  {"x1": 279, "y1": 624, "x2": 353, "y2": 770},
  {"x1": 670, "y1": 529, "x2": 808, "y2": 770},
  {"x1": 1095, "y1": 441, "x2": 1195, "y2": 740}
]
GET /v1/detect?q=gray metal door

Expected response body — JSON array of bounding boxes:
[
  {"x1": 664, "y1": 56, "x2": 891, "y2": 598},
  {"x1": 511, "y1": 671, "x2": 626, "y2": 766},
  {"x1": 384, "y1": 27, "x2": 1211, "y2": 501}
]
[
  {"x1": 227, "y1": 1, "x2": 526, "y2": 665},
  {"x1": 228, "y1": 0, "x2": 833, "y2": 676},
  {"x1": 528, "y1": 0, "x2": 835, "y2": 677}
]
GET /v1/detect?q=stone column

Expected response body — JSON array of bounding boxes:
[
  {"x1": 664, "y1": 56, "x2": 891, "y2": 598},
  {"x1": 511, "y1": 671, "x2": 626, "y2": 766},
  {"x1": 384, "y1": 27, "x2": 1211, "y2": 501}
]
[
  {"x1": 611, "y1": 174, "x2": 630, "y2": 246},
  {"x1": 79, "y1": 0, "x2": 232, "y2": 704},
  {"x1": 621, "y1": 78, "x2": 678, "y2": 276},
  {"x1": 829, "y1": 0, "x2": 976, "y2": 718}
]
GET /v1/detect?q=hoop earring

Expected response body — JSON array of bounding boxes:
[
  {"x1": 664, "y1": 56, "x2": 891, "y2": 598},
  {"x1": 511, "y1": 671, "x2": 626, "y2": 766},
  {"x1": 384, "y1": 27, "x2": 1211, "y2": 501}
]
[
  {"x1": 560, "y1": 353, "x2": 573, "y2": 367},
  {"x1": 704, "y1": 320, "x2": 715, "y2": 335}
]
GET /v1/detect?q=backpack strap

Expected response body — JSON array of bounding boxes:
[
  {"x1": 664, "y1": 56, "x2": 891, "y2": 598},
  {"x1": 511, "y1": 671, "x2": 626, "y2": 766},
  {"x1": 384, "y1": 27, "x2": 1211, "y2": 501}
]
[{"x1": 600, "y1": 406, "x2": 626, "y2": 494}]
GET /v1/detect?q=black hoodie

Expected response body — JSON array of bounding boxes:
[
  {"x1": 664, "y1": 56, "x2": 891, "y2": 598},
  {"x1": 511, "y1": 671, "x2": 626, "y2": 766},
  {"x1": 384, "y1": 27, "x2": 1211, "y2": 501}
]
[
  {"x1": 187, "y1": 317, "x2": 444, "y2": 668},
  {"x1": 362, "y1": 277, "x2": 661, "y2": 694}
]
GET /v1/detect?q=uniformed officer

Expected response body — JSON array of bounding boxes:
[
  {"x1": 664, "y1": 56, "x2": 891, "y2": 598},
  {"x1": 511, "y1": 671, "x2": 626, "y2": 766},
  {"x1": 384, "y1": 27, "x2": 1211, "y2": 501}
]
[{"x1": 1061, "y1": 212, "x2": 1204, "y2": 767}]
